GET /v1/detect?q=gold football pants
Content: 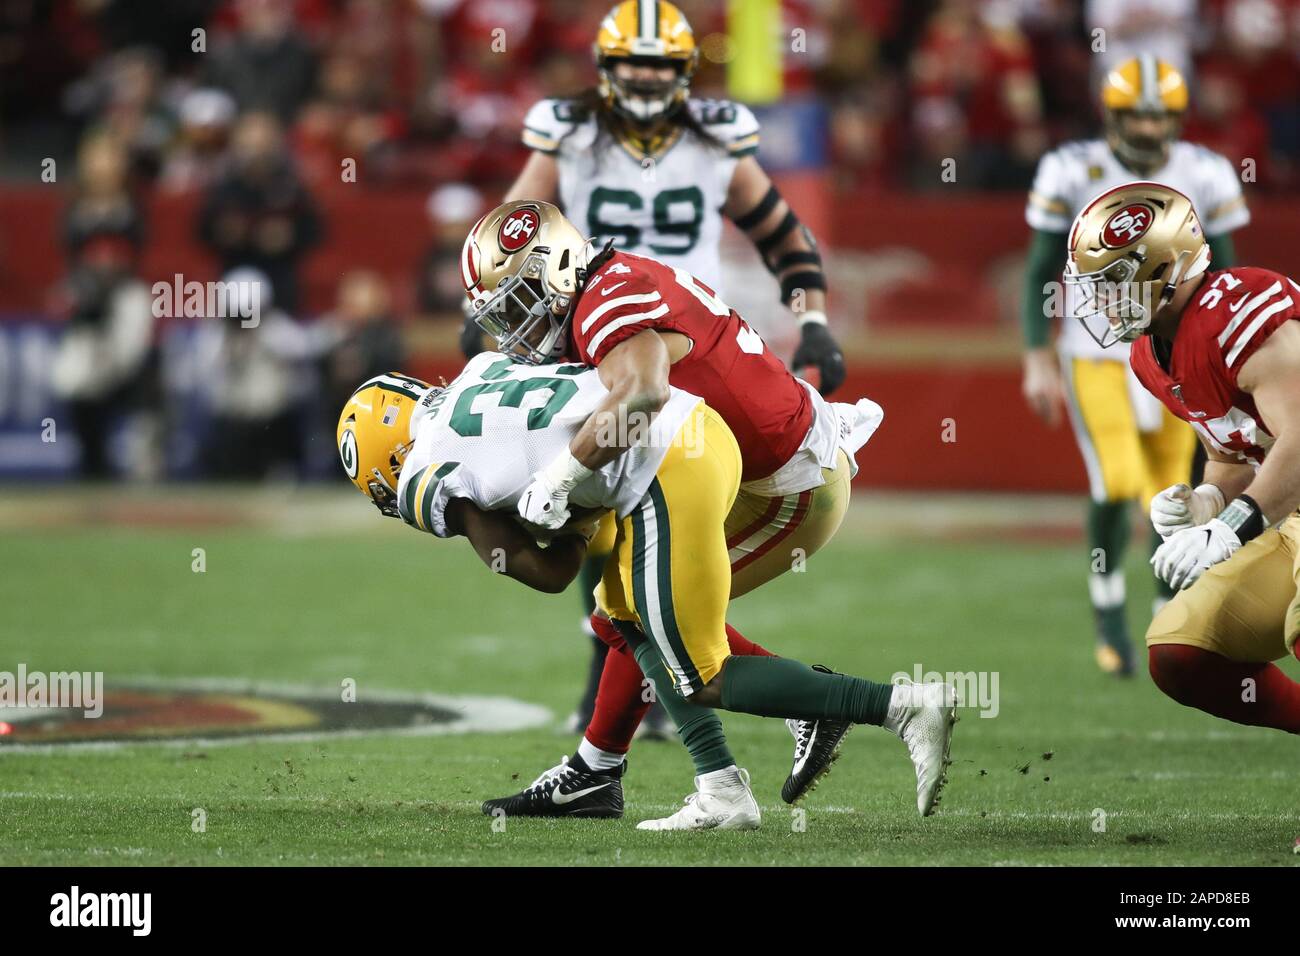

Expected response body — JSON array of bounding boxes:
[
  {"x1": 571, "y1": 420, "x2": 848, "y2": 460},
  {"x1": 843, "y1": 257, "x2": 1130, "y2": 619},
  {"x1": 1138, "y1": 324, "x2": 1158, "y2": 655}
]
[{"x1": 1147, "y1": 514, "x2": 1300, "y2": 661}]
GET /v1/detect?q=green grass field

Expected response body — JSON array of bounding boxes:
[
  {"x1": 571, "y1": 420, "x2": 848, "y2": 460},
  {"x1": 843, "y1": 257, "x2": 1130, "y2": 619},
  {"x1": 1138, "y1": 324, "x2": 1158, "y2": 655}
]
[{"x1": 1, "y1": 488, "x2": 1297, "y2": 866}]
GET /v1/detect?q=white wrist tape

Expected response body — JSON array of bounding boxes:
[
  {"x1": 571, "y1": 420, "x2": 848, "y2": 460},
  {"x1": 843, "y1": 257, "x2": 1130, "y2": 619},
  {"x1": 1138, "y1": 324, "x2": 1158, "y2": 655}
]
[
  {"x1": 799, "y1": 310, "x2": 828, "y2": 327},
  {"x1": 543, "y1": 449, "x2": 593, "y2": 494}
]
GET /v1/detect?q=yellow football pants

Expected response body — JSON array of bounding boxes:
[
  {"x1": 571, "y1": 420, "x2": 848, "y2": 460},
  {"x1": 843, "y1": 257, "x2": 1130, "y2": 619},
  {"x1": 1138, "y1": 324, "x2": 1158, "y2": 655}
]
[
  {"x1": 594, "y1": 408, "x2": 854, "y2": 695},
  {"x1": 1061, "y1": 356, "x2": 1195, "y2": 506},
  {"x1": 587, "y1": 511, "x2": 618, "y2": 558},
  {"x1": 597, "y1": 403, "x2": 741, "y2": 696},
  {"x1": 1147, "y1": 514, "x2": 1300, "y2": 661}
]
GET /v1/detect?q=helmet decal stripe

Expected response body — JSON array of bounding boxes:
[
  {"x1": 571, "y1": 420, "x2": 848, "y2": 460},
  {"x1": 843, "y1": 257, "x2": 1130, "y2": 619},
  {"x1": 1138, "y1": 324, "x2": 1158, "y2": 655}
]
[
  {"x1": 641, "y1": 0, "x2": 655, "y2": 39},
  {"x1": 370, "y1": 378, "x2": 425, "y2": 401},
  {"x1": 1139, "y1": 54, "x2": 1159, "y2": 110}
]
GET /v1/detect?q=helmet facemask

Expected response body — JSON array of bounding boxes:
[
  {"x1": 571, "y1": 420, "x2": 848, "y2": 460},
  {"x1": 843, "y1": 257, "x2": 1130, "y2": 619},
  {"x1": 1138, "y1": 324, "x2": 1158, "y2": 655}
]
[
  {"x1": 1065, "y1": 245, "x2": 1209, "y2": 348},
  {"x1": 601, "y1": 56, "x2": 689, "y2": 124},
  {"x1": 1066, "y1": 254, "x2": 1154, "y2": 348},
  {"x1": 471, "y1": 250, "x2": 573, "y2": 365}
]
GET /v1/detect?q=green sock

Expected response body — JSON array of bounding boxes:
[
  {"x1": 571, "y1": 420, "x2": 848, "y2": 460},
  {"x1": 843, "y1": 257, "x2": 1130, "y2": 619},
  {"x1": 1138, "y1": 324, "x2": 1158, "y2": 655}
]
[
  {"x1": 1088, "y1": 500, "x2": 1132, "y2": 653},
  {"x1": 629, "y1": 640, "x2": 735, "y2": 775},
  {"x1": 719, "y1": 656, "x2": 894, "y2": 726}
]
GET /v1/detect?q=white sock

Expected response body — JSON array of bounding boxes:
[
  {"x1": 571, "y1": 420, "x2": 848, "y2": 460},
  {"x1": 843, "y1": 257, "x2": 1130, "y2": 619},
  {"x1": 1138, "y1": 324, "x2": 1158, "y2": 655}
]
[
  {"x1": 577, "y1": 737, "x2": 624, "y2": 771},
  {"x1": 697, "y1": 764, "x2": 742, "y2": 791}
]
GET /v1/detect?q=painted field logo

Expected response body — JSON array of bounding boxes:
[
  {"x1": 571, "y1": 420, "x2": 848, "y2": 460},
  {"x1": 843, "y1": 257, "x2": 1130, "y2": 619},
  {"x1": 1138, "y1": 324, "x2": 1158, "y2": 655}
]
[{"x1": 0, "y1": 680, "x2": 548, "y2": 747}]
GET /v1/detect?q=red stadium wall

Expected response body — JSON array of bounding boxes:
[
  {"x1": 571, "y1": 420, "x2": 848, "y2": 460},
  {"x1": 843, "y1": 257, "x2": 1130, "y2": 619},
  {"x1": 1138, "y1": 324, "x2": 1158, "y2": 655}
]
[{"x1": 5, "y1": 186, "x2": 1298, "y2": 492}]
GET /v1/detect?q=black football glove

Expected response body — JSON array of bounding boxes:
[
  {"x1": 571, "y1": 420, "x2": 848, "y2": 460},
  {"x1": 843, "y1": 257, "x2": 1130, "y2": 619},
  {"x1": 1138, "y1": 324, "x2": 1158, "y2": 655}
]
[{"x1": 791, "y1": 320, "x2": 845, "y2": 397}]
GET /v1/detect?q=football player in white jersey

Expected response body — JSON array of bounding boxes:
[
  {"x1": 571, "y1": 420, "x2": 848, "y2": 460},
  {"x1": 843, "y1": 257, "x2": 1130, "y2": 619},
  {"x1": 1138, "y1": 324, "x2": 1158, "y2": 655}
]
[
  {"x1": 462, "y1": 0, "x2": 846, "y2": 732},
  {"x1": 1018, "y1": 56, "x2": 1250, "y2": 675},
  {"x1": 335, "y1": 362, "x2": 958, "y2": 827}
]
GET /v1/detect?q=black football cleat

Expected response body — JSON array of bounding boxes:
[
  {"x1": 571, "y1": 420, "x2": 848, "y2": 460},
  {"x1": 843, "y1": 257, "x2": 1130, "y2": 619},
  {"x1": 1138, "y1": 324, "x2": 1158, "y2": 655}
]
[
  {"x1": 781, "y1": 666, "x2": 853, "y2": 805},
  {"x1": 481, "y1": 755, "x2": 625, "y2": 819}
]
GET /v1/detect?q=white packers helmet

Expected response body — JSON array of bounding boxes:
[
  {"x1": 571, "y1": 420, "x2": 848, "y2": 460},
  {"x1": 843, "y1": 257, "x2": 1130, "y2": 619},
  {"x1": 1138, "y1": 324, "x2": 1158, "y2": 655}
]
[
  {"x1": 1065, "y1": 181, "x2": 1210, "y2": 348},
  {"x1": 461, "y1": 200, "x2": 594, "y2": 365},
  {"x1": 337, "y1": 372, "x2": 435, "y2": 517},
  {"x1": 595, "y1": 0, "x2": 699, "y2": 123}
]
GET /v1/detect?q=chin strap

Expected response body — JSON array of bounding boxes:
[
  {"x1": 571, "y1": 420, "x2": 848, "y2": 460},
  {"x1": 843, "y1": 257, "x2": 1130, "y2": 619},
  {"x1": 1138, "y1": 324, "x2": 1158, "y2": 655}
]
[{"x1": 1158, "y1": 244, "x2": 1211, "y2": 308}]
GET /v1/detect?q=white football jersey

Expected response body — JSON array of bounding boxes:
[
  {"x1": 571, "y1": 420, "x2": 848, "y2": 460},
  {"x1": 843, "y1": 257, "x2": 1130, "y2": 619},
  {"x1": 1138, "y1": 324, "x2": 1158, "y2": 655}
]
[
  {"x1": 397, "y1": 351, "x2": 700, "y2": 537},
  {"x1": 521, "y1": 97, "x2": 759, "y2": 293},
  {"x1": 1026, "y1": 139, "x2": 1250, "y2": 360}
]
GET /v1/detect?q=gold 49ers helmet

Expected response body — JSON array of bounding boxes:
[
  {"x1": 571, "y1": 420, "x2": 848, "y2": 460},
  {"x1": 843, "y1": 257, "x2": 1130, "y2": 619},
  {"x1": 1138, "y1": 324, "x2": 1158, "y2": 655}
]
[
  {"x1": 1065, "y1": 181, "x2": 1210, "y2": 348},
  {"x1": 1101, "y1": 56, "x2": 1189, "y2": 171},
  {"x1": 595, "y1": 0, "x2": 699, "y2": 123},
  {"x1": 462, "y1": 200, "x2": 593, "y2": 365},
  {"x1": 337, "y1": 372, "x2": 434, "y2": 516}
]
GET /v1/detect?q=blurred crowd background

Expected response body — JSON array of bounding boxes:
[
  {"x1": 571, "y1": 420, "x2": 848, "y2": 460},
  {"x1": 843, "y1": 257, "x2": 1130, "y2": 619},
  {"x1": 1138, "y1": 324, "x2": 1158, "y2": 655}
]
[{"x1": 1, "y1": 0, "x2": 1299, "y2": 484}]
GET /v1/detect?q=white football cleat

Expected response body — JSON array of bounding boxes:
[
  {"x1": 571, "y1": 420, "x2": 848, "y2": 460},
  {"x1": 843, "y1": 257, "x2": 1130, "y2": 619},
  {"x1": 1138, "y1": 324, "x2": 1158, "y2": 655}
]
[
  {"x1": 882, "y1": 679, "x2": 958, "y2": 816},
  {"x1": 636, "y1": 765, "x2": 761, "y2": 831}
]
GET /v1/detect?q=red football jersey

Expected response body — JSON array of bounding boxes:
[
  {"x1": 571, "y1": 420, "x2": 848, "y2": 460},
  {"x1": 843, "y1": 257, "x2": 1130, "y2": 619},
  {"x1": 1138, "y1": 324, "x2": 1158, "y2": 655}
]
[
  {"x1": 1130, "y1": 266, "x2": 1300, "y2": 465},
  {"x1": 568, "y1": 251, "x2": 812, "y2": 482}
]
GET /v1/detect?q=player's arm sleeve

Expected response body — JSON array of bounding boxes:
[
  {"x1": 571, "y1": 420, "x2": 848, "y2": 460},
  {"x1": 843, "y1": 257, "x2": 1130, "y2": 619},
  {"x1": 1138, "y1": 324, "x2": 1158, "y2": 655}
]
[
  {"x1": 520, "y1": 98, "x2": 571, "y2": 155},
  {"x1": 575, "y1": 277, "x2": 671, "y2": 365},
  {"x1": 725, "y1": 157, "x2": 827, "y2": 308},
  {"x1": 694, "y1": 99, "x2": 761, "y2": 159},
  {"x1": 1020, "y1": 229, "x2": 1067, "y2": 349},
  {"x1": 1024, "y1": 149, "x2": 1075, "y2": 234},
  {"x1": 397, "y1": 461, "x2": 463, "y2": 537},
  {"x1": 721, "y1": 102, "x2": 760, "y2": 158},
  {"x1": 1199, "y1": 152, "x2": 1250, "y2": 238},
  {"x1": 1221, "y1": 275, "x2": 1300, "y2": 383}
]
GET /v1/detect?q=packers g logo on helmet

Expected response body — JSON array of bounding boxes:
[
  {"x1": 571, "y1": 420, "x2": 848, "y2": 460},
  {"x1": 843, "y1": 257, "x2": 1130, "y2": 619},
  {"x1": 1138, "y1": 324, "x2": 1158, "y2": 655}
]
[
  {"x1": 595, "y1": 0, "x2": 699, "y2": 124},
  {"x1": 339, "y1": 428, "x2": 359, "y2": 479},
  {"x1": 336, "y1": 372, "x2": 434, "y2": 517}
]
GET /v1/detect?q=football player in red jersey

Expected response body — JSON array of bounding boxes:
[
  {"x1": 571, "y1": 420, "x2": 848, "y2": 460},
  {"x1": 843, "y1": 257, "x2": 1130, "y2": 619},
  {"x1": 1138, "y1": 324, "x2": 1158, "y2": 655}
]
[
  {"x1": 1066, "y1": 182, "x2": 1300, "y2": 733},
  {"x1": 462, "y1": 200, "x2": 902, "y2": 825}
]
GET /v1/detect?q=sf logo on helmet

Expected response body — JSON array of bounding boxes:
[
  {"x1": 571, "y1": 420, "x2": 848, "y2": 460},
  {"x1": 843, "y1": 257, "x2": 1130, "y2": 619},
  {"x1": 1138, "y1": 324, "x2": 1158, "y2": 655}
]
[
  {"x1": 1101, "y1": 203, "x2": 1154, "y2": 248},
  {"x1": 498, "y1": 208, "x2": 540, "y2": 253}
]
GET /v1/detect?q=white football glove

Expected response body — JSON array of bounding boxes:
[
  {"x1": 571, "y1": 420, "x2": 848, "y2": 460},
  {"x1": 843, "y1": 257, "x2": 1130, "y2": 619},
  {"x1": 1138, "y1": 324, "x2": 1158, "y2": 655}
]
[
  {"x1": 1151, "y1": 518, "x2": 1241, "y2": 591},
  {"x1": 1149, "y1": 483, "x2": 1225, "y2": 539},
  {"x1": 517, "y1": 450, "x2": 593, "y2": 531}
]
